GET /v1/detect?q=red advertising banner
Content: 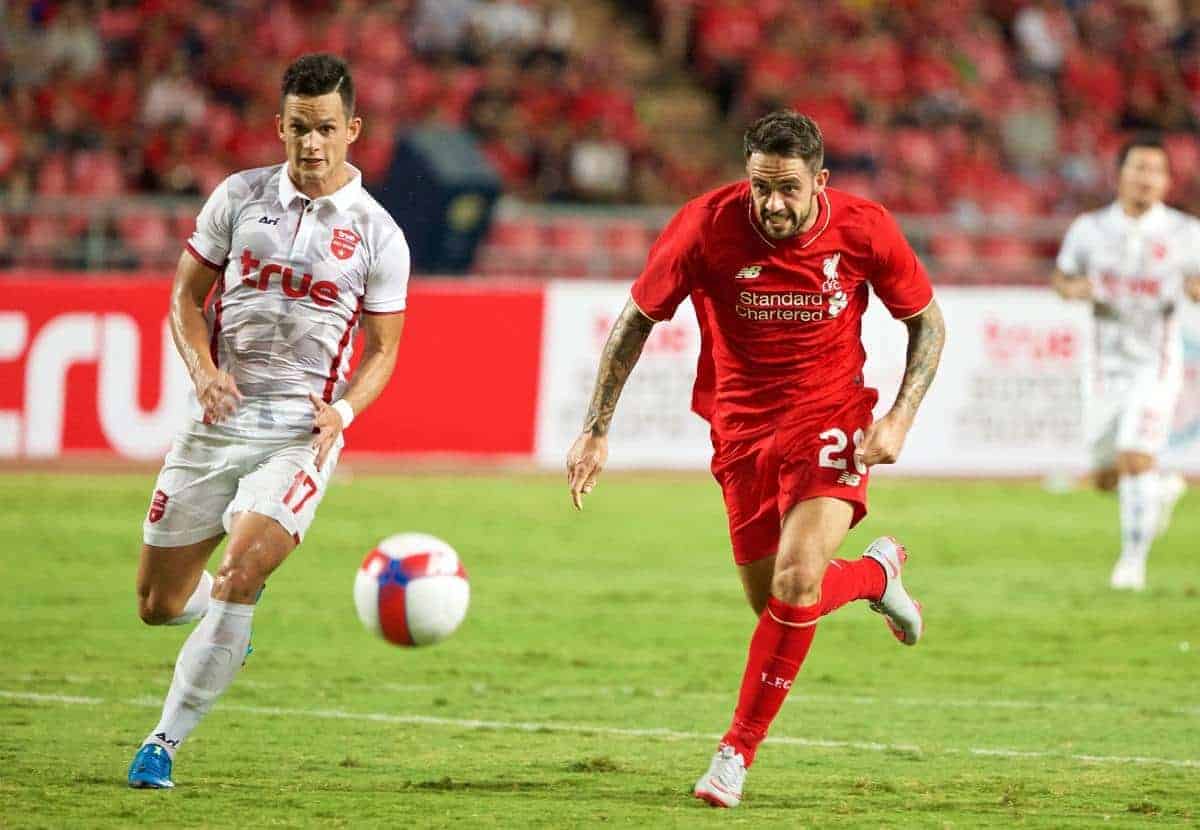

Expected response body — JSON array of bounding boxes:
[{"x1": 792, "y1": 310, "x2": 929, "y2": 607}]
[{"x1": 0, "y1": 275, "x2": 544, "y2": 460}]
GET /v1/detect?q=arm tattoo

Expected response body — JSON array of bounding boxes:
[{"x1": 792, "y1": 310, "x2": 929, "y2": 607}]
[
  {"x1": 894, "y1": 300, "x2": 945, "y2": 420},
  {"x1": 582, "y1": 298, "x2": 656, "y2": 436}
]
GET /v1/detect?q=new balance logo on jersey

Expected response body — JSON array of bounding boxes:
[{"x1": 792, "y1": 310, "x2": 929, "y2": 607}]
[
  {"x1": 735, "y1": 265, "x2": 762, "y2": 280},
  {"x1": 238, "y1": 248, "x2": 341, "y2": 307},
  {"x1": 257, "y1": 216, "x2": 280, "y2": 226}
]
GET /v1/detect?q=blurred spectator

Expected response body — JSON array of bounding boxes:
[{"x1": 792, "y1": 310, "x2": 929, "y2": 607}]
[{"x1": 0, "y1": 0, "x2": 1198, "y2": 276}]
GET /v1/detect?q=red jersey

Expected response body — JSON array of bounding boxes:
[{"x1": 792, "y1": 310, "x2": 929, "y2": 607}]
[{"x1": 631, "y1": 182, "x2": 933, "y2": 441}]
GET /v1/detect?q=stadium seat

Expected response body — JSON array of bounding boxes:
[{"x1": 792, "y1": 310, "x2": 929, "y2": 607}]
[
  {"x1": 117, "y1": 212, "x2": 174, "y2": 268},
  {"x1": 546, "y1": 219, "x2": 599, "y2": 278},
  {"x1": 475, "y1": 219, "x2": 546, "y2": 276}
]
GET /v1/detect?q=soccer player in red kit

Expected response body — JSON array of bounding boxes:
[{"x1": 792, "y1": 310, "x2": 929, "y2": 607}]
[{"x1": 566, "y1": 111, "x2": 945, "y2": 807}]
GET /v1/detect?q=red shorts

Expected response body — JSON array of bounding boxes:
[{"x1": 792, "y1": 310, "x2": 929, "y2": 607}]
[{"x1": 710, "y1": 390, "x2": 878, "y2": 565}]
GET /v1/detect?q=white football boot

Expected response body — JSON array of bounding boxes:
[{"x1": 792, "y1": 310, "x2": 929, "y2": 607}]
[
  {"x1": 693, "y1": 744, "x2": 747, "y2": 808},
  {"x1": 1109, "y1": 557, "x2": 1146, "y2": 591},
  {"x1": 1156, "y1": 473, "x2": 1186, "y2": 539},
  {"x1": 862, "y1": 536, "x2": 924, "y2": 645}
]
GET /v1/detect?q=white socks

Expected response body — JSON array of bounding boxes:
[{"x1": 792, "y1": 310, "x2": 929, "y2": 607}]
[
  {"x1": 143, "y1": 599, "x2": 255, "y2": 758},
  {"x1": 1117, "y1": 471, "x2": 1160, "y2": 567},
  {"x1": 166, "y1": 571, "x2": 213, "y2": 626}
]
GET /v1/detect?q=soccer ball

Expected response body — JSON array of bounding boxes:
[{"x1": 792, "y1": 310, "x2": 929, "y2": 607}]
[{"x1": 354, "y1": 533, "x2": 470, "y2": 647}]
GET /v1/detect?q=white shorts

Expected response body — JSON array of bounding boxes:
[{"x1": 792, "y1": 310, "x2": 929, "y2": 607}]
[
  {"x1": 1087, "y1": 364, "x2": 1182, "y2": 468},
  {"x1": 142, "y1": 423, "x2": 342, "y2": 548}
]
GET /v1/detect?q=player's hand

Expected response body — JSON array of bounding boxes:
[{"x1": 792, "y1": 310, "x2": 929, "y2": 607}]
[
  {"x1": 195, "y1": 368, "x2": 242, "y2": 423},
  {"x1": 1057, "y1": 276, "x2": 1093, "y2": 301},
  {"x1": 567, "y1": 432, "x2": 608, "y2": 511},
  {"x1": 855, "y1": 411, "x2": 911, "y2": 467},
  {"x1": 1186, "y1": 275, "x2": 1200, "y2": 302},
  {"x1": 308, "y1": 393, "x2": 344, "y2": 471}
]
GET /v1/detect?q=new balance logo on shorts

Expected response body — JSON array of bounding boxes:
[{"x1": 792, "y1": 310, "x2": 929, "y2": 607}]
[
  {"x1": 148, "y1": 490, "x2": 169, "y2": 523},
  {"x1": 837, "y1": 472, "x2": 862, "y2": 487}
]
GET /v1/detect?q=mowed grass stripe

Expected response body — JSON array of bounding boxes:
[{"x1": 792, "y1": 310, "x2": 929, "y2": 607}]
[{"x1": 4, "y1": 689, "x2": 1199, "y2": 770}]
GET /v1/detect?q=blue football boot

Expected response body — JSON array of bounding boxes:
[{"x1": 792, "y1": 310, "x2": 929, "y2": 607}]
[{"x1": 128, "y1": 744, "x2": 174, "y2": 789}]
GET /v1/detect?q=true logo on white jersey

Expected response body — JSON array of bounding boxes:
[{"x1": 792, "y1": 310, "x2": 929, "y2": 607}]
[
  {"x1": 821, "y1": 252, "x2": 842, "y2": 292},
  {"x1": 735, "y1": 265, "x2": 762, "y2": 280}
]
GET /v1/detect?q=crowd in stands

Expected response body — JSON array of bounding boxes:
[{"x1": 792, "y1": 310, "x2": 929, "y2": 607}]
[{"x1": 0, "y1": 0, "x2": 1198, "y2": 273}]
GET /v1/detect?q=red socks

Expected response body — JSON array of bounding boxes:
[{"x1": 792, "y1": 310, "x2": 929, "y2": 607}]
[
  {"x1": 819, "y1": 557, "x2": 886, "y2": 616},
  {"x1": 721, "y1": 596, "x2": 819, "y2": 766},
  {"x1": 721, "y1": 559, "x2": 886, "y2": 766}
]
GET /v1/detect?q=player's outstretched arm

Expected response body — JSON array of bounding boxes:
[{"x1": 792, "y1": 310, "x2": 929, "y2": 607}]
[
  {"x1": 309, "y1": 311, "x2": 405, "y2": 470},
  {"x1": 567, "y1": 298, "x2": 656, "y2": 510},
  {"x1": 1185, "y1": 275, "x2": 1200, "y2": 302},
  {"x1": 171, "y1": 250, "x2": 242, "y2": 423},
  {"x1": 856, "y1": 299, "x2": 945, "y2": 468}
]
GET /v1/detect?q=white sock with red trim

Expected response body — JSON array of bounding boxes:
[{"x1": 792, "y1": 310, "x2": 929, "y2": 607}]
[
  {"x1": 143, "y1": 599, "x2": 254, "y2": 758},
  {"x1": 166, "y1": 571, "x2": 213, "y2": 626}
]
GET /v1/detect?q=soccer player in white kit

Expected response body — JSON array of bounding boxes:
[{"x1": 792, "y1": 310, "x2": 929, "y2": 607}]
[
  {"x1": 1053, "y1": 136, "x2": 1200, "y2": 591},
  {"x1": 127, "y1": 54, "x2": 410, "y2": 788}
]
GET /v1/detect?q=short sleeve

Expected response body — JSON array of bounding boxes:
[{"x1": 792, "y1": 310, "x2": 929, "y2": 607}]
[
  {"x1": 630, "y1": 203, "x2": 704, "y2": 322},
  {"x1": 869, "y1": 206, "x2": 934, "y2": 319},
  {"x1": 1055, "y1": 216, "x2": 1089, "y2": 276},
  {"x1": 185, "y1": 177, "x2": 233, "y2": 270},
  {"x1": 363, "y1": 228, "x2": 410, "y2": 313},
  {"x1": 1183, "y1": 219, "x2": 1200, "y2": 278}
]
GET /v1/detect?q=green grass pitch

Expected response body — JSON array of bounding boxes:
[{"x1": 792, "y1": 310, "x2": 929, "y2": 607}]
[{"x1": 0, "y1": 470, "x2": 1197, "y2": 828}]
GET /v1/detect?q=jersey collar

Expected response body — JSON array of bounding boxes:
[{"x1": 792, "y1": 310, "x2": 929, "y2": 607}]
[
  {"x1": 278, "y1": 162, "x2": 363, "y2": 212},
  {"x1": 746, "y1": 187, "x2": 831, "y2": 249},
  {"x1": 1108, "y1": 199, "x2": 1167, "y2": 230}
]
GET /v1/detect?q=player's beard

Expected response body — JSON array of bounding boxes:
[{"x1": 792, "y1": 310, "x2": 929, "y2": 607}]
[{"x1": 760, "y1": 197, "x2": 813, "y2": 239}]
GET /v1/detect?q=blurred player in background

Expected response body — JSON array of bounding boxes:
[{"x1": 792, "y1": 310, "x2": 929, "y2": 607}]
[
  {"x1": 565, "y1": 111, "x2": 945, "y2": 808},
  {"x1": 127, "y1": 54, "x2": 410, "y2": 788},
  {"x1": 1052, "y1": 136, "x2": 1200, "y2": 591}
]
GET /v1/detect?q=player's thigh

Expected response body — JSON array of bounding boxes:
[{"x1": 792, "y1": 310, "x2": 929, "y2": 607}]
[
  {"x1": 214, "y1": 511, "x2": 297, "y2": 602},
  {"x1": 214, "y1": 436, "x2": 343, "y2": 600},
  {"x1": 222, "y1": 435, "x2": 343, "y2": 548},
  {"x1": 1114, "y1": 374, "x2": 1179, "y2": 467},
  {"x1": 711, "y1": 433, "x2": 781, "y2": 571},
  {"x1": 1116, "y1": 451, "x2": 1156, "y2": 476},
  {"x1": 773, "y1": 496, "x2": 855, "y2": 599},
  {"x1": 136, "y1": 535, "x2": 224, "y2": 622}
]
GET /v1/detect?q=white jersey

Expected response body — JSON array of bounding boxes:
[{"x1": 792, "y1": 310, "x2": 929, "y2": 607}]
[
  {"x1": 1056, "y1": 201, "x2": 1200, "y2": 374},
  {"x1": 185, "y1": 163, "x2": 409, "y2": 439}
]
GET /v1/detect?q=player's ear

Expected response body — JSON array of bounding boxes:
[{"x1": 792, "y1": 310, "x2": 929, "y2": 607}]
[
  {"x1": 346, "y1": 115, "x2": 362, "y2": 146},
  {"x1": 275, "y1": 113, "x2": 285, "y2": 142},
  {"x1": 813, "y1": 168, "x2": 830, "y2": 193}
]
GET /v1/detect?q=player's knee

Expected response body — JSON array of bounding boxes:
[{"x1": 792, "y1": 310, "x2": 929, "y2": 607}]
[
  {"x1": 138, "y1": 592, "x2": 183, "y2": 626},
  {"x1": 771, "y1": 558, "x2": 824, "y2": 606},
  {"x1": 212, "y1": 560, "x2": 266, "y2": 603},
  {"x1": 1117, "y1": 453, "x2": 1155, "y2": 476}
]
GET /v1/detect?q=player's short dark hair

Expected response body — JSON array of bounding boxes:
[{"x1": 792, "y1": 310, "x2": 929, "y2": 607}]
[
  {"x1": 281, "y1": 53, "x2": 355, "y2": 118},
  {"x1": 1116, "y1": 133, "x2": 1168, "y2": 170},
  {"x1": 743, "y1": 111, "x2": 824, "y2": 172}
]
